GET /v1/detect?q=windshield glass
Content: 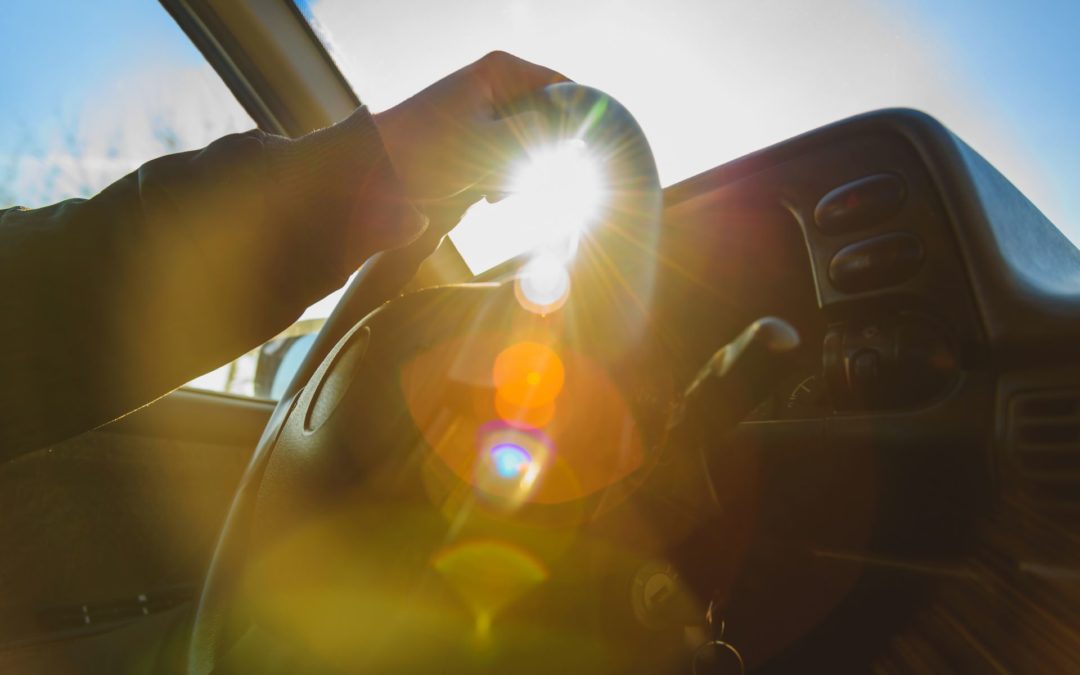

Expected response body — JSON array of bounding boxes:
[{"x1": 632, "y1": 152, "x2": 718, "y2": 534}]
[
  {"x1": 0, "y1": 1, "x2": 251, "y2": 209},
  {"x1": 0, "y1": 0, "x2": 266, "y2": 397},
  {"x1": 296, "y1": 0, "x2": 1080, "y2": 272}
]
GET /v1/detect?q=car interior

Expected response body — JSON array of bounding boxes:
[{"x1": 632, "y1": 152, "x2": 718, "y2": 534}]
[{"x1": 2, "y1": 1, "x2": 1079, "y2": 674}]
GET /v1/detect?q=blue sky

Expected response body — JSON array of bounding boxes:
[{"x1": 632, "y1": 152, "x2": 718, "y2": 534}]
[
  {"x1": 1, "y1": 0, "x2": 1075, "y2": 392},
  {"x1": 0, "y1": 1, "x2": 206, "y2": 151},
  {"x1": 301, "y1": 0, "x2": 1080, "y2": 260},
  {"x1": 904, "y1": 0, "x2": 1080, "y2": 230},
  {"x1": 0, "y1": 1, "x2": 249, "y2": 207},
  {"x1": 1, "y1": 0, "x2": 1078, "y2": 249}
]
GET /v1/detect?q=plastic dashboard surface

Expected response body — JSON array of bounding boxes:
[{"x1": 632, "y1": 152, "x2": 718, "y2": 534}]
[
  {"x1": 468, "y1": 109, "x2": 1079, "y2": 668},
  {"x1": 575, "y1": 107, "x2": 1079, "y2": 666},
  {"x1": 656, "y1": 109, "x2": 987, "y2": 420},
  {"x1": 651, "y1": 107, "x2": 1080, "y2": 518}
]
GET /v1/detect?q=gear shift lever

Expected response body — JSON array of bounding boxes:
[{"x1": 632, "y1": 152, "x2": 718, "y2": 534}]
[
  {"x1": 635, "y1": 317, "x2": 800, "y2": 532},
  {"x1": 619, "y1": 317, "x2": 801, "y2": 639},
  {"x1": 671, "y1": 316, "x2": 801, "y2": 441}
]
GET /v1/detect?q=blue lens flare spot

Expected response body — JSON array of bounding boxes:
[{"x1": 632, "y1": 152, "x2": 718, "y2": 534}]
[{"x1": 491, "y1": 443, "x2": 532, "y2": 478}]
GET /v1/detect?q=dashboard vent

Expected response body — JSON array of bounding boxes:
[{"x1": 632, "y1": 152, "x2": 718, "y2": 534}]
[{"x1": 1006, "y1": 390, "x2": 1080, "y2": 512}]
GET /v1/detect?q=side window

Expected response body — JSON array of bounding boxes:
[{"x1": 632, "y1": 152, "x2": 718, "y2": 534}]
[
  {"x1": 0, "y1": 1, "x2": 323, "y2": 400},
  {"x1": 189, "y1": 295, "x2": 338, "y2": 400},
  {"x1": 0, "y1": 3, "x2": 251, "y2": 208}
]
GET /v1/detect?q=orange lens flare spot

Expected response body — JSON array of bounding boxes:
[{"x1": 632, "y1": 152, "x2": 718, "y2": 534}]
[
  {"x1": 492, "y1": 342, "x2": 564, "y2": 408},
  {"x1": 495, "y1": 393, "x2": 556, "y2": 428}
]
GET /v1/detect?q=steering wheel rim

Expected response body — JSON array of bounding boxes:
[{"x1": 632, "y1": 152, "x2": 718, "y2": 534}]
[{"x1": 187, "y1": 83, "x2": 666, "y2": 674}]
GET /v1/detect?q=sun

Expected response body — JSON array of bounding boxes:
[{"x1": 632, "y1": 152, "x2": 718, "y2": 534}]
[{"x1": 507, "y1": 138, "x2": 607, "y2": 248}]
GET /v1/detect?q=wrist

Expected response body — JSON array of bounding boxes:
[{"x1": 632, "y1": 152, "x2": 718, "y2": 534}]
[
  {"x1": 372, "y1": 105, "x2": 417, "y2": 200},
  {"x1": 265, "y1": 107, "x2": 426, "y2": 287}
]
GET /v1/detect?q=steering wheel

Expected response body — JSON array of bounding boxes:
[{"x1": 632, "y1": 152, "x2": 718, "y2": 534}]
[{"x1": 187, "y1": 84, "x2": 750, "y2": 674}]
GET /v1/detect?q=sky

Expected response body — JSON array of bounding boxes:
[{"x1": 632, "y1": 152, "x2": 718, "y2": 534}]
[
  {"x1": 0, "y1": 1, "x2": 250, "y2": 207},
  {"x1": 298, "y1": 0, "x2": 1080, "y2": 267},
  {"x1": 0, "y1": 0, "x2": 1076, "y2": 393},
  {"x1": 1, "y1": 0, "x2": 1078, "y2": 270}
]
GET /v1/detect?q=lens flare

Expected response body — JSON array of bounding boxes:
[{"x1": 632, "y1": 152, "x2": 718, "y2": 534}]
[
  {"x1": 432, "y1": 539, "x2": 549, "y2": 640},
  {"x1": 508, "y1": 138, "x2": 606, "y2": 247},
  {"x1": 491, "y1": 443, "x2": 532, "y2": 478},
  {"x1": 492, "y1": 342, "x2": 565, "y2": 408},
  {"x1": 495, "y1": 394, "x2": 556, "y2": 429},
  {"x1": 474, "y1": 423, "x2": 549, "y2": 507},
  {"x1": 515, "y1": 254, "x2": 571, "y2": 314}
]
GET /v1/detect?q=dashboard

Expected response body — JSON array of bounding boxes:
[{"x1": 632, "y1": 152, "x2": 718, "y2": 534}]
[
  {"x1": 648, "y1": 108, "x2": 1080, "y2": 670},
  {"x1": 469, "y1": 107, "x2": 1080, "y2": 670},
  {"x1": 655, "y1": 111, "x2": 979, "y2": 418},
  {"x1": 237, "y1": 108, "x2": 1080, "y2": 673}
]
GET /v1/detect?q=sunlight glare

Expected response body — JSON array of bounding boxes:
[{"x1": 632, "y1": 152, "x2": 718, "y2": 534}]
[
  {"x1": 515, "y1": 253, "x2": 571, "y2": 313},
  {"x1": 507, "y1": 138, "x2": 606, "y2": 253},
  {"x1": 449, "y1": 139, "x2": 607, "y2": 272}
]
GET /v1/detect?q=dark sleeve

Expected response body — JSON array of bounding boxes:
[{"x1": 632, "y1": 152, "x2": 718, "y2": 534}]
[{"x1": 0, "y1": 107, "x2": 418, "y2": 460}]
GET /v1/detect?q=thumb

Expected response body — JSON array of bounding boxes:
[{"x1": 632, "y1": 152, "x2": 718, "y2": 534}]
[
  {"x1": 386, "y1": 201, "x2": 431, "y2": 249},
  {"x1": 358, "y1": 199, "x2": 430, "y2": 257}
]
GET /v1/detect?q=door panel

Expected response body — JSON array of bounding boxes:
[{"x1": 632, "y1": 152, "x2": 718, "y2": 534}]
[{"x1": 0, "y1": 390, "x2": 269, "y2": 648}]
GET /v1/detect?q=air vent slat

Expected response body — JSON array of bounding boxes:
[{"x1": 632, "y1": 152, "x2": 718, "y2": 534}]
[
  {"x1": 1013, "y1": 445, "x2": 1080, "y2": 469},
  {"x1": 1017, "y1": 396, "x2": 1079, "y2": 418},
  {"x1": 1017, "y1": 424, "x2": 1080, "y2": 445},
  {"x1": 1024, "y1": 483, "x2": 1080, "y2": 504},
  {"x1": 1007, "y1": 390, "x2": 1080, "y2": 513}
]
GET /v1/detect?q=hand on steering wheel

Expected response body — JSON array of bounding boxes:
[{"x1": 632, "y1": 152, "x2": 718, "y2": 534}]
[
  {"x1": 187, "y1": 62, "x2": 797, "y2": 675},
  {"x1": 374, "y1": 51, "x2": 570, "y2": 204}
]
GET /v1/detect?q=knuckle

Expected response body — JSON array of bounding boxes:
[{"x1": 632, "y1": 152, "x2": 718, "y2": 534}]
[{"x1": 481, "y1": 50, "x2": 515, "y2": 67}]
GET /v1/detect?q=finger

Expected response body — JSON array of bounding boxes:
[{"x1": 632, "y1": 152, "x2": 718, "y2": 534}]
[
  {"x1": 419, "y1": 191, "x2": 480, "y2": 239},
  {"x1": 469, "y1": 110, "x2": 552, "y2": 197},
  {"x1": 477, "y1": 51, "x2": 571, "y2": 112},
  {"x1": 378, "y1": 191, "x2": 478, "y2": 271},
  {"x1": 359, "y1": 200, "x2": 429, "y2": 258}
]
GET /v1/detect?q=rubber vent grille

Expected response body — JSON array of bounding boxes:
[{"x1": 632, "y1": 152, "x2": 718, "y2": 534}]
[{"x1": 1007, "y1": 390, "x2": 1080, "y2": 512}]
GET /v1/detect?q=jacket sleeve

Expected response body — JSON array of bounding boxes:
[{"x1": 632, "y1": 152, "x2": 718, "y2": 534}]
[{"x1": 0, "y1": 107, "x2": 419, "y2": 460}]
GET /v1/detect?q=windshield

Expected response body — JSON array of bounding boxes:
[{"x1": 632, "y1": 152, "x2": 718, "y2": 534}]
[
  {"x1": 0, "y1": 1, "x2": 251, "y2": 209},
  {"x1": 0, "y1": 1, "x2": 262, "y2": 396},
  {"x1": 296, "y1": 0, "x2": 1080, "y2": 272}
]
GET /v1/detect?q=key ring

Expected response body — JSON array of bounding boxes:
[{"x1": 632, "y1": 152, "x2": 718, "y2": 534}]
[{"x1": 691, "y1": 601, "x2": 745, "y2": 675}]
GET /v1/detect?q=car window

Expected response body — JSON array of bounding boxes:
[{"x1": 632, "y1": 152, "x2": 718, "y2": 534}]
[
  {"x1": 0, "y1": 1, "x2": 326, "y2": 400},
  {"x1": 0, "y1": 2, "x2": 251, "y2": 208},
  {"x1": 295, "y1": 0, "x2": 1080, "y2": 271}
]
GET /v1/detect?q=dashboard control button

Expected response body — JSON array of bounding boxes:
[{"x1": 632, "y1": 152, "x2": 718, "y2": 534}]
[
  {"x1": 779, "y1": 373, "x2": 831, "y2": 419},
  {"x1": 815, "y1": 173, "x2": 906, "y2": 233},
  {"x1": 828, "y1": 232, "x2": 924, "y2": 293},
  {"x1": 851, "y1": 349, "x2": 880, "y2": 383},
  {"x1": 823, "y1": 316, "x2": 957, "y2": 410}
]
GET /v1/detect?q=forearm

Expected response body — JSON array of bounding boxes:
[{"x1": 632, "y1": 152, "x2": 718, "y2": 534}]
[{"x1": 0, "y1": 107, "x2": 416, "y2": 459}]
